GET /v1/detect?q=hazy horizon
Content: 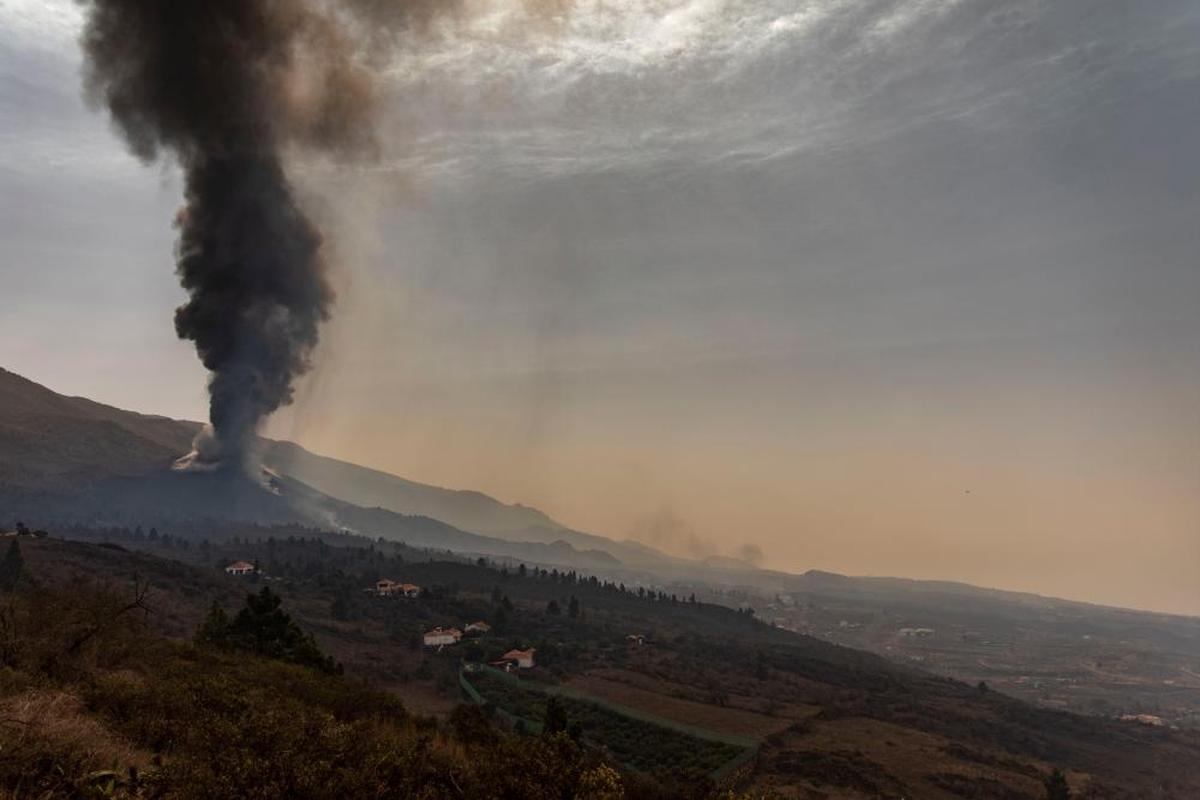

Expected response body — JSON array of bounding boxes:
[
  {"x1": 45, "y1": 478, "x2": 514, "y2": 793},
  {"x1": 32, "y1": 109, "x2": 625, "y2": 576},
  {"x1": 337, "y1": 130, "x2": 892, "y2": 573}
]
[{"x1": 2, "y1": 0, "x2": 1197, "y2": 615}]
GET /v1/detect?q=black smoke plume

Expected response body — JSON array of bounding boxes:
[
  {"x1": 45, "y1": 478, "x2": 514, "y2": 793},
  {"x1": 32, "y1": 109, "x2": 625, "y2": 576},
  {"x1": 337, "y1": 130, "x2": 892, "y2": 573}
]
[{"x1": 78, "y1": 0, "x2": 390, "y2": 472}]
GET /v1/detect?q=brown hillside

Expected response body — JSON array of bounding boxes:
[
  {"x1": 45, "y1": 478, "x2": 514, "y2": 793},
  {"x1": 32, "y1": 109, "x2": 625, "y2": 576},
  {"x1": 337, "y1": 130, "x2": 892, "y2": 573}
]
[{"x1": 0, "y1": 367, "x2": 197, "y2": 488}]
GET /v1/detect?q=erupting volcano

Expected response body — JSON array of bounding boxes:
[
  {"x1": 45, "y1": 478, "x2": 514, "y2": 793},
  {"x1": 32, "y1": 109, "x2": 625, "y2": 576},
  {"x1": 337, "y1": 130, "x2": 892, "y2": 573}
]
[{"x1": 78, "y1": 0, "x2": 397, "y2": 472}]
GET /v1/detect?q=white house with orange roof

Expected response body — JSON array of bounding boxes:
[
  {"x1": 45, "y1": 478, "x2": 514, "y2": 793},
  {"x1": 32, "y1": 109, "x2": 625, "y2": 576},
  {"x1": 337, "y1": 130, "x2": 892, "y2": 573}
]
[
  {"x1": 500, "y1": 648, "x2": 536, "y2": 669},
  {"x1": 423, "y1": 627, "x2": 463, "y2": 647}
]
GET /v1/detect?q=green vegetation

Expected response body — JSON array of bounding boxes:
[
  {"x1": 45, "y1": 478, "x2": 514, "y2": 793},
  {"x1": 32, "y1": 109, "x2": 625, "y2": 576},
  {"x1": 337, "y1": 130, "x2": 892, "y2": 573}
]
[
  {"x1": 1043, "y1": 768, "x2": 1071, "y2": 800},
  {"x1": 196, "y1": 586, "x2": 341, "y2": 674},
  {"x1": 0, "y1": 539, "x2": 24, "y2": 591},
  {"x1": 466, "y1": 669, "x2": 748, "y2": 781}
]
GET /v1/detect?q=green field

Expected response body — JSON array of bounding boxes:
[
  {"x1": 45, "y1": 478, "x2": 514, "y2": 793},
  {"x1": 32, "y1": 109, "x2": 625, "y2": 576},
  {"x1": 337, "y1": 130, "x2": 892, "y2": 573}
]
[{"x1": 462, "y1": 668, "x2": 753, "y2": 780}]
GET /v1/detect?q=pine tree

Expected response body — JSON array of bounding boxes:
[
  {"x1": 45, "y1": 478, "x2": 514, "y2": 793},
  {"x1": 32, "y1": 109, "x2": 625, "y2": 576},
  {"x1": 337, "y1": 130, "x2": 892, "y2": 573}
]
[
  {"x1": 491, "y1": 604, "x2": 508, "y2": 630},
  {"x1": 543, "y1": 696, "x2": 568, "y2": 736},
  {"x1": 331, "y1": 593, "x2": 350, "y2": 621},
  {"x1": 1043, "y1": 769, "x2": 1071, "y2": 800},
  {"x1": 197, "y1": 587, "x2": 339, "y2": 674},
  {"x1": 568, "y1": 596, "x2": 580, "y2": 619},
  {"x1": 195, "y1": 601, "x2": 231, "y2": 647},
  {"x1": 0, "y1": 540, "x2": 25, "y2": 591}
]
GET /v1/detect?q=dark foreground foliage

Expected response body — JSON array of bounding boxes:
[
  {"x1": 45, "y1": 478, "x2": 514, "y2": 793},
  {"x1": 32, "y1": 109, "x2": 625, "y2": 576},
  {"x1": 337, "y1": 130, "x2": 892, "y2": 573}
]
[{"x1": 0, "y1": 571, "x2": 768, "y2": 800}]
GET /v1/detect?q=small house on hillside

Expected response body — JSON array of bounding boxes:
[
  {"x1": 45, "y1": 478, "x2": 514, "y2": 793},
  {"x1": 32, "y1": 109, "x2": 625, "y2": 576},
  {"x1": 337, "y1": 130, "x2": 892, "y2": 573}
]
[
  {"x1": 465, "y1": 621, "x2": 491, "y2": 635},
  {"x1": 500, "y1": 648, "x2": 536, "y2": 669},
  {"x1": 423, "y1": 627, "x2": 462, "y2": 647},
  {"x1": 225, "y1": 561, "x2": 255, "y2": 576},
  {"x1": 376, "y1": 580, "x2": 421, "y2": 598}
]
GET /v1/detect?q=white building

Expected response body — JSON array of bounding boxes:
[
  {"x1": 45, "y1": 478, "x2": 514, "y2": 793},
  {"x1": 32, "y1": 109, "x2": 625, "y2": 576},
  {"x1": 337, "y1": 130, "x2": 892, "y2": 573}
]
[
  {"x1": 501, "y1": 648, "x2": 536, "y2": 669},
  {"x1": 423, "y1": 627, "x2": 462, "y2": 647},
  {"x1": 225, "y1": 561, "x2": 255, "y2": 576},
  {"x1": 898, "y1": 627, "x2": 935, "y2": 638}
]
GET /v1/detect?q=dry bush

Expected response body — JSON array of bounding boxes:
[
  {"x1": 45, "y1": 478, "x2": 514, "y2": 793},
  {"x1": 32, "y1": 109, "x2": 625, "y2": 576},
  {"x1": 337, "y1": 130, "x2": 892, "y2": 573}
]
[{"x1": 0, "y1": 689, "x2": 150, "y2": 798}]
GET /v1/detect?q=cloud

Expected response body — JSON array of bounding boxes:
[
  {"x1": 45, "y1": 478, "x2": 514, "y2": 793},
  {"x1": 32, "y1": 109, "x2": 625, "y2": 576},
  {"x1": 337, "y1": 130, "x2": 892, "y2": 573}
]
[{"x1": 363, "y1": 0, "x2": 1200, "y2": 178}]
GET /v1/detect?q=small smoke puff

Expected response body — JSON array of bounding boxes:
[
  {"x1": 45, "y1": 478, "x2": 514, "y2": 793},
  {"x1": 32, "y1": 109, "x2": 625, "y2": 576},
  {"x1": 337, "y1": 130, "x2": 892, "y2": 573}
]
[
  {"x1": 630, "y1": 507, "x2": 715, "y2": 558},
  {"x1": 738, "y1": 543, "x2": 765, "y2": 566}
]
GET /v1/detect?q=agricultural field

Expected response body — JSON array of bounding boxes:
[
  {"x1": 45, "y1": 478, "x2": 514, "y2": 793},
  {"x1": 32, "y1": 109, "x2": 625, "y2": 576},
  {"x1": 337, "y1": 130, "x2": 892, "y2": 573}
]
[
  {"x1": 464, "y1": 668, "x2": 752, "y2": 780},
  {"x1": 565, "y1": 671, "x2": 803, "y2": 738}
]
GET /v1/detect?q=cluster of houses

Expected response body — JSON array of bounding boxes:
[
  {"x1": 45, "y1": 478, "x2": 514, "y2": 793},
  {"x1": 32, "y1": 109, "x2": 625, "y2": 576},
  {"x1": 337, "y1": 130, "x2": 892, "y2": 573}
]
[
  {"x1": 421, "y1": 622, "x2": 536, "y2": 671},
  {"x1": 225, "y1": 560, "x2": 256, "y2": 576},
  {"x1": 365, "y1": 578, "x2": 535, "y2": 669},
  {"x1": 374, "y1": 578, "x2": 421, "y2": 598}
]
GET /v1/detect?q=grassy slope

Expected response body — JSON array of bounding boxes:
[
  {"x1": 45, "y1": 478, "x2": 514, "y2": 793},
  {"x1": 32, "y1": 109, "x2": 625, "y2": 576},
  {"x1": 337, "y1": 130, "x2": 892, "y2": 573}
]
[{"x1": 17, "y1": 532, "x2": 1200, "y2": 799}]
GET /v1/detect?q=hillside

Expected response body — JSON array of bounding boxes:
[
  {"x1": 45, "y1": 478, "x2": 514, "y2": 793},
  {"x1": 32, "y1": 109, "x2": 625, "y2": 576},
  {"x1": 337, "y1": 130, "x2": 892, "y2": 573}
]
[
  {"x1": 0, "y1": 365, "x2": 637, "y2": 558},
  {"x1": 8, "y1": 531, "x2": 1200, "y2": 797},
  {"x1": 7, "y1": 364, "x2": 1200, "y2": 741},
  {"x1": 0, "y1": 367, "x2": 646, "y2": 570},
  {"x1": 263, "y1": 439, "x2": 566, "y2": 536},
  {"x1": 262, "y1": 440, "x2": 680, "y2": 569},
  {"x1": 0, "y1": 367, "x2": 197, "y2": 489},
  {"x1": 0, "y1": 537, "x2": 639, "y2": 799}
]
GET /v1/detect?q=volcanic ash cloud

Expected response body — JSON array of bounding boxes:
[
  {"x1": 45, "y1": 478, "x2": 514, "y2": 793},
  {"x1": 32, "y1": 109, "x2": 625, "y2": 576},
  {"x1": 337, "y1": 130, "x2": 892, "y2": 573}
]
[{"x1": 78, "y1": 0, "x2": 416, "y2": 472}]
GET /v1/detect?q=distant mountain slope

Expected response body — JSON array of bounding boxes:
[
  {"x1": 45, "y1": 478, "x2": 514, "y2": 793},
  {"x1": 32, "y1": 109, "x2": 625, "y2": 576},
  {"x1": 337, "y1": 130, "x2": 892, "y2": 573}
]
[
  {"x1": 0, "y1": 366, "x2": 672, "y2": 568},
  {"x1": 0, "y1": 366, "x2": 197, "y2": 488},
  {"x1": 262, "y1": 439, "x2": 565, "y2": 536},
  {"x1": 262, "y1": 441, "x2": 677, "y2": 568},
  {"x1": 0, "y1": 369, "x2": 628, "y2": 570}
]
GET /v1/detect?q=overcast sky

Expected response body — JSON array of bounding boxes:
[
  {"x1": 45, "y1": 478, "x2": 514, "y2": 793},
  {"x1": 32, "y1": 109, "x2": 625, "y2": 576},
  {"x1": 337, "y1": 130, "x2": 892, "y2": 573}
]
[{"x1": 1, "y1": 0, "x2": 1198, "y2": 613}]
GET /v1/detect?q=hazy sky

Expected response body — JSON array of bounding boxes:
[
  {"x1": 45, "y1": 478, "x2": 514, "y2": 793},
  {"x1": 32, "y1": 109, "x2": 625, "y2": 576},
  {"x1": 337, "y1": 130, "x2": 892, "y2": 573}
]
[{"x1": 1, "y1": 0, "x2": 1198, "y2": 614}]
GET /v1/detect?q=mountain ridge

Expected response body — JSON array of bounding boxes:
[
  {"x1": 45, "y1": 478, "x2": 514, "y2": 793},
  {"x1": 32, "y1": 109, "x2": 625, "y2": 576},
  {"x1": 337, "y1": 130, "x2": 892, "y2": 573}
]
[{"x1": 0, "y1": 366, "x2": 644, "y2": 566}]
